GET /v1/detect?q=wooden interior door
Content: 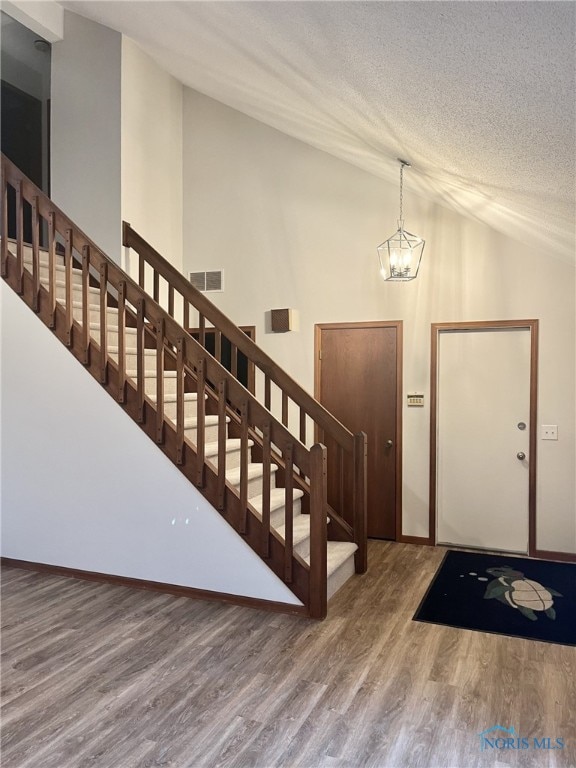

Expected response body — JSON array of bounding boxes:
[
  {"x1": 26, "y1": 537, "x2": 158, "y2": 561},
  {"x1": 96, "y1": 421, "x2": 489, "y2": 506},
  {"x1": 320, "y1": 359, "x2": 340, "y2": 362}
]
[{"x1": 315, "y1": 322, "x2": 402, "y2": 539}]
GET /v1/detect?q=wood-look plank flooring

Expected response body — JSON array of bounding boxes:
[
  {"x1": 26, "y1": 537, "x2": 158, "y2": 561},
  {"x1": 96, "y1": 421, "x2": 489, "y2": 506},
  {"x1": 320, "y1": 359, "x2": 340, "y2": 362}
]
[{"x1": 1, "y1": 542, "x2": 575, "y2": 768}]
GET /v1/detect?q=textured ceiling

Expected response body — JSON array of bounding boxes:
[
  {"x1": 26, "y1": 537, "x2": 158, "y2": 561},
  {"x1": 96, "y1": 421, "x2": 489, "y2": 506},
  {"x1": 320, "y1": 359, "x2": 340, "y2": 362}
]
[{"x1": 61, "y1": 1, "x2": 576, "y2": 261}]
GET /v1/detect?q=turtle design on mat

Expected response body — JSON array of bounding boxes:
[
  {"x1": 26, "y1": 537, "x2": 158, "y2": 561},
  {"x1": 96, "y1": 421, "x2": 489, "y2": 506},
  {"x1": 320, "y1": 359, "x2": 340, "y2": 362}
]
[{"x1": 483, "y1": 565, "x2": 562, "y2": 621}]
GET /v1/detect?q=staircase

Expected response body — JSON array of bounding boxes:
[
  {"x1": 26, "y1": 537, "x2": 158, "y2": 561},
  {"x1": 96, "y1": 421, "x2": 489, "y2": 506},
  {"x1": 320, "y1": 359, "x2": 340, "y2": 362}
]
[{"x1": 1, "y1": 154, "x2": 367, "y2": 619}]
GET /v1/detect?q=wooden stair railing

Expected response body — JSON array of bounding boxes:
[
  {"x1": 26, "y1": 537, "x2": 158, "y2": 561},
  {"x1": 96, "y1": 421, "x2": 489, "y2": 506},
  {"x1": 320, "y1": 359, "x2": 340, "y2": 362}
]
[
  {"x1": 1, "y1": 153, "x2": 367, "y2": 619},
  {"x1": 123, "y1": 223, "x2": 368, "y2": 573}
]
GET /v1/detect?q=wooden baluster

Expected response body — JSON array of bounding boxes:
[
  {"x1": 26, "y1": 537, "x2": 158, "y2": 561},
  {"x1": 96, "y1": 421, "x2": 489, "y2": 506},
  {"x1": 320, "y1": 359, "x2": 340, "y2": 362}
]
[
  {"x1": 231, "y1": 344, "x2": 238, "y2": 381},
  {"x1": 65, "y1": 229, "x2": 73, "y2": 346},
  {"x1": 196, "y1": 358, "x2": 206, "y2": 487},
  {"x1": 48, "y1": 212, "x2": 56, "y2": 327},
  {"x1": 153, "y1": 269, "x2": 160, "y2": 304},
  {"x1": 353, "y1": 432, "x2": 368, "y2": 574},
  {"x1": 156, "y1": 317, "x2": 165, "y2": 443},
  {"x1": 264, "y1": 375, "x2": 271, "y2": 411},
  {"x1": 168, "y1": 284, "x2": 174, "y2": 317},
  {"x1": 138, "y1": 254, "x2": 145, "y2": 289},
  {"x1": 284, "y1": 442, "x2": 294, "y2": 583},
  {"x1": 261, "y1": 422, "x2": 271, "y2": 558},
  {"x1": 81, "y1": 245, "x2": 91, "y2": 364},
  {"x1": 214, "y1": 329, "x2": 222, "y2": 364},
  {"x1": 217, "y1": 379, "x2": 227, "y2": 510},
  {"x1": 282, "y1": 392, "x2": 289, "y2": 427},
  {"x1": 99, "y1": 261, "x2": 108, "y2": 380},
  {"x1": 338, "y1": 444, "x2": 344, "y2": 517},
  {"x1": 239, "y1": 400, "x2": 249, "y2": 534},
  {"x1": 199, "y1": 314, "x2": 206, "y2": 348},
  {"x1": 299, "y1": 408, "x2": 306, "y2": 445},
  {"x1": 136, "y1": 299, "x2": 145, "y2": 422},
  {"x1": 1, "y1": 165, "x2": 7, "y2": 277},
  {"x1": 299, "y1": 408, "x2": 307, "y2": 477},
  {"x1": 117, "y1": 280, "x2": 126, "y2": 402},
  {"x1": 31, "y1": 197, "x2": 40, "y2": 311},
  {"x1": 176, "y1": 337, "x2": 185, "y2": 465},
  {"x1": 16, "y1": 179, "x2": 23, "y2": 294},
  {"x1": 183, "y1": 300, "x2": 189, "y2": 331},
  {"x1": 309, "y1": 443, "x2": 328, "y2": 619}
]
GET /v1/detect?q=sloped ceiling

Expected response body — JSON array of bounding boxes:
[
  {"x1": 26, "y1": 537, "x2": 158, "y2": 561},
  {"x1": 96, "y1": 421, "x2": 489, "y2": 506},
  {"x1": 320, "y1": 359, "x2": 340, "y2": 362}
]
[{"x1": 61, "y1": 1, "x2": 575, "y2": 261}]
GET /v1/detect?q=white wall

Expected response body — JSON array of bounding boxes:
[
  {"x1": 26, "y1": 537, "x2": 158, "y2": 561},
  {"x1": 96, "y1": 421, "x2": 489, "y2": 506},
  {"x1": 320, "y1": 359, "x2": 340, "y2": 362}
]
[
  {"x1": 51, "y1": 11, "x2": 122, "y2": 263},
  {"x1": 0, "y1": 281, "x2": 300, "y2": 605},
  {"x1": 121, "y1": 38, "x2": 183, "y2": 273},
  {"x1": 182, "y1": 90, "x2": 576, "y2": 554}
]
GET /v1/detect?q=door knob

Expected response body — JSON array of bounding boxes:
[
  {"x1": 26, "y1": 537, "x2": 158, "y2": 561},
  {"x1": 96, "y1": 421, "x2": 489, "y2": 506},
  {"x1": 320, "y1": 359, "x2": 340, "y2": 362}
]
[
  {"x1": 517, "y1": 452, "x2": 526, "y2": 460},
  {"x1": 386, "y1": 440, "x2": 394, "y2": 448}
]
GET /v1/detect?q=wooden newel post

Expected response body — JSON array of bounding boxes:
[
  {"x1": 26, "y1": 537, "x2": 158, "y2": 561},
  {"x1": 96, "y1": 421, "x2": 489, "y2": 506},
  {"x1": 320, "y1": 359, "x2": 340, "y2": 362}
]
[
  {"x1": 309, "y1": 442, "x2": 328, "y2": 620},
  {"x1": 353, "y1": 432, "x2": 368, "y2": 574}
]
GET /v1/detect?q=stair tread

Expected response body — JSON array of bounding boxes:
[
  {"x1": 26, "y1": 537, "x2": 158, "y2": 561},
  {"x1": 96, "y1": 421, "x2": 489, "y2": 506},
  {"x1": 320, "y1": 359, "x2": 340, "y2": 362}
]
[
  {"x1": 249, "y1": 487, "x2": 304, "y2": 513},
  {"x1": 274, "y1": 515, "x2": 313, "y2": 545},
  {"x1": 204, "y1": 439, "x2": 254, "y2": 457},
  {"x1": 226, "y1": 463, "x2": 278, "y2": 484},
  {"x1": 125, "y1": 369, "x2": 177, "y2": 378},
  {"x1": 304, "y1": 541, "x2": 358, "y2": 578},
  {"x1": 108, "y1": 346, "x2": 156, "y2": 355},
  {"x1": 183, "y1": 415, "x2": 228, "y2": 428},
  {"x1": 150, "y1": 392, "x2": 200, "y2": 403}
]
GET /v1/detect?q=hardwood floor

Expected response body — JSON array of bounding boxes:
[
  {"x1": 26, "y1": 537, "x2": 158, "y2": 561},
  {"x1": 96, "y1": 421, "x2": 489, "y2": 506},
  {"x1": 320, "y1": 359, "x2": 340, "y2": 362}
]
[{"x1": 1, "y1": 542, "x2": 574, "y2": 768}]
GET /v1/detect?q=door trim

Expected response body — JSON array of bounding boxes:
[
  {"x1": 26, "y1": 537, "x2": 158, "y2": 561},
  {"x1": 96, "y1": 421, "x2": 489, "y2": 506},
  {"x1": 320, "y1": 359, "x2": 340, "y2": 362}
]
[
  {"x1": 314, "y1": 320, "x2": 403, "y2": 541},
  {"x1": 430, "y1": 320, "x2": 539, "y2": 555}
]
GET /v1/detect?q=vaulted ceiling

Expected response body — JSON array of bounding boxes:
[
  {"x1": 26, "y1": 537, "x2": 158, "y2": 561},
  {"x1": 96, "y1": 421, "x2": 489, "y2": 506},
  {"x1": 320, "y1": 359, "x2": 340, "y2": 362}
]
[{"x1": 61, "y1": 1, "x2": 575, "y2": 262}]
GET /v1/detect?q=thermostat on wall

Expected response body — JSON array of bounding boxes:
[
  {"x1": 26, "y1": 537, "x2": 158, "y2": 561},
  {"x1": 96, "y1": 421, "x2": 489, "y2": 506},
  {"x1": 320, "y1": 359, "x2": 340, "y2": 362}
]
[{"x1": 407, "y1": 393, "x2": 424, "y2": 407}]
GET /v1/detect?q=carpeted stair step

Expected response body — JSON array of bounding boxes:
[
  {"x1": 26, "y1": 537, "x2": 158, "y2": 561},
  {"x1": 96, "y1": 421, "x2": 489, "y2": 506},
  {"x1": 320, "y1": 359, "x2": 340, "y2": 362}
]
[
  {"x1": 203, "y1": 439, "x2": 255, "y2": 471},
  {"x1": 152, "y1": 392, "x2": 205, "y2": 421},
  {"x1": 274, "y1": 514, "x2": 317, "y2": 560},
  {"x1": 249, "y1": 487, "x2": 304, "y2": 528},
  {"x1": 90, "y1": 323, "x2": 139, "y2": 348},
  {"x1": 125, "y1": 369, "x2": 179, "y2": 396},
  {"x1": 226, "y1": 463, "x2": 279, "y2": 499},
  {"x1": 108, "y1": 346, "x2": 158, "y2": 372},
  {"x1": 182, "y1": 414, "x2": 230, "y2": 444},
  {"x1": 306, "y1": 541, "x2": 358, "y2": 601},
  {"x1": 72, "y1": 302, "x2": 119, "y2": 325}
]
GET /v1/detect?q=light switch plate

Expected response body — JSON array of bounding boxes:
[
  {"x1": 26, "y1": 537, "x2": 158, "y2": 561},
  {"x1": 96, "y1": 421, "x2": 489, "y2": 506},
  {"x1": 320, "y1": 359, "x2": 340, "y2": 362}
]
[{"x1": 541, "y1": 425, "x2": 558, "y2": 440}]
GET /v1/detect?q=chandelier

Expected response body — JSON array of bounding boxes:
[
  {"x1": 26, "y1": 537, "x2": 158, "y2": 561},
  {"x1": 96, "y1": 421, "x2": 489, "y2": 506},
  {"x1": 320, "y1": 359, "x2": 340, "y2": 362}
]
[{"x1": 378, "y1": 159, "x2": 425, "y2": 281}]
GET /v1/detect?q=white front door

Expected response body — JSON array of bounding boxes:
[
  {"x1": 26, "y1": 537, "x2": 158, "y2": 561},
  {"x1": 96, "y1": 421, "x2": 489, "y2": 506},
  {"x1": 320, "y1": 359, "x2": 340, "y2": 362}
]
[{"x1": 436, "y1": 327, "x2": 531, "y2": 553}]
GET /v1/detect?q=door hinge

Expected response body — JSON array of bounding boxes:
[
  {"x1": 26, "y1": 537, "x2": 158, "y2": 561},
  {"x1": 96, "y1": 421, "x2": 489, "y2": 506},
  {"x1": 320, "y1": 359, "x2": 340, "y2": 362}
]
[{"x1": 318, "y1": 350, "x2": 322, "y2": 360}]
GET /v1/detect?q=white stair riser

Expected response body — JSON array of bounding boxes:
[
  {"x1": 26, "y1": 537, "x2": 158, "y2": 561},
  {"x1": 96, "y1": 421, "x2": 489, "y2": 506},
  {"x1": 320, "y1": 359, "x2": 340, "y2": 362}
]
[
  {"x1": 183, "y1": 422, "x2": 220, "y2": 444},
  {"x1": 109, "y1": 349, "x2": 157, "y2": 373},
  {"x1": 228, "y1": 469, "x2": 278, "y2": 500},
  {"x1": 73, "y1": 304, "x2": 119, "y2": 325},
  {"x1": 327, "y1": 557, "x2": 356, "y2": 601},
  {"x1": 269, "y1": 498, "x2": 302, "y2": 529},
  {"x1": 28, "y1": 264, "x2": 84, "y2": 287},
  {"x1": 91, "y1": 327, "x2": 139, "y2": 348},
  {"x1": 21, "y1": 248, "x2": 65, "y2": 268},
  {"x1": 205, "y1": 445, "x2": 244, "y2": 472},
  {"x1": 162, "y1": 399, "x2": 200, "y2": 421},
  {"x1": 123, "y1": 374, "x2": 179, "y2": 397},
  {"x1": 51, "y1": 282, "x2": 100, "y2": 304}
]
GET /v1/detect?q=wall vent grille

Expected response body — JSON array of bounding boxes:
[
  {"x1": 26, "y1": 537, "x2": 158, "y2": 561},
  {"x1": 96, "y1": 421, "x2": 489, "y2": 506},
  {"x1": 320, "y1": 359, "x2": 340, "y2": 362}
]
[{"x1": 189, "y1": 270, "x2": 224, "y2": 292}]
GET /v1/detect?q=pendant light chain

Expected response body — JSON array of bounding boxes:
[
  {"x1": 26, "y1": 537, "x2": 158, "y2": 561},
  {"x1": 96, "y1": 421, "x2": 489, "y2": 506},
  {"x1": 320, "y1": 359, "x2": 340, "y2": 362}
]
[{"x1": 399, "y1": 163, "x2": 404, "y2": 224}]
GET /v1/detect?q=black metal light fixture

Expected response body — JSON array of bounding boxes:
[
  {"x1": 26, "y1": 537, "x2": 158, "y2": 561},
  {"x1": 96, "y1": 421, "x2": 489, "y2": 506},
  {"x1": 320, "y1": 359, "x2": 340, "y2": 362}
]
[{"x1": 378, "y1": 159, "x2": 425, "y2": 281}]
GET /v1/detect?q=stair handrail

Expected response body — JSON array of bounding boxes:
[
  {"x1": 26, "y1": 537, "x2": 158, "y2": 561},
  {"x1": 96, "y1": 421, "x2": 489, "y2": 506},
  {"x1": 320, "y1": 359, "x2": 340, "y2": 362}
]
[
  {"x1": 123, "y1": 223, "x2": 354, "y2": 450},
  {"x1": 1, "y1": 152, "x2": 336, "y2": 617},
  {"x1": 123, "y1": 222, "x2": 367, "y2": 570}
]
